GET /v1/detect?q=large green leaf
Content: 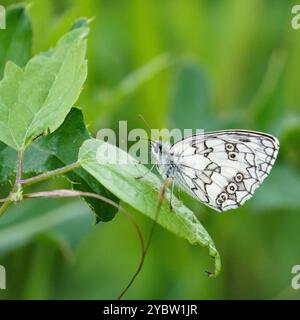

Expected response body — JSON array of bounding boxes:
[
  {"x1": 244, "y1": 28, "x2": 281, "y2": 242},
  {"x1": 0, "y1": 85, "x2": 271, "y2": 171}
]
[
  {"x1": 0, "y1": 24, "x2": 88, "y2": 151},
  {"x1": 78, "y1": 138, "x2": 221, "y2": 277},
  {"x1": 34, "y1": 108, "x2": 119, "y2": 222},
  {"x1": 0, "y1": 4, "x2": 32, "y2": 78},
  {"x1": 0, "y1": 109, "x2": 119, "y2": 222}
]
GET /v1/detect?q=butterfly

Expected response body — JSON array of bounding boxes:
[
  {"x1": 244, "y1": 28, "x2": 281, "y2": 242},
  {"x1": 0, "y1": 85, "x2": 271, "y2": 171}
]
[{"x1": 151, "y1": 130, "x2": 279, "y2": 212}]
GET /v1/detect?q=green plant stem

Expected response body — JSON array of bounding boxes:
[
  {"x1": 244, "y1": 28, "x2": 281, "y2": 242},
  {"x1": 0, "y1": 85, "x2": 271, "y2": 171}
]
[
  {"x1": 0, "y1": 197, "x2": 10, "y2": 203},
  {"x1": 0, "y1": 200, "x2": 12, "y2": 217},
  {"x1": 0, "y1": 150, "x2": 24, "y2": 217},
  {"x1": 117, "y1": 178, "x2": 172, "y2": 299},
  {"x1": 24, "y1": 189, "x2": 145, "y2": 299},
  {"x1": 20, "y1": 162, "x2": 81, "y2": 187},
  {"x1": 16, "y1": 149, "x2": 24, "y2": 187},
  {"x1": 144, "y1": 178, "x2": 172, "y2": 253},
  {"x1": 0, "y1": 162, "x2": 81, "y2": 221},
  {"x1": 24, "y1": 190, "x2": 144, "y2": 253}
]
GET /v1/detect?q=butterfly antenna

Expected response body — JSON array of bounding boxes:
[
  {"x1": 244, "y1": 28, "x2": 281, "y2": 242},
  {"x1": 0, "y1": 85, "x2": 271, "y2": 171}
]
[
  {"x1": 138, "y1": 114, "x2": 151, "y2": 131},
  {"x1": 138, "y1": 114, "x2": 160, "y2": 142}
]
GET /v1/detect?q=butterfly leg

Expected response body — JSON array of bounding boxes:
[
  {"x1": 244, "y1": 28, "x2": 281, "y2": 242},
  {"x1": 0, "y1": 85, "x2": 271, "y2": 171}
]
[
  {"x1": 135, "y1": 163, "x2": 156, "y2": 180},
  {"x1": 169, "y1": 178, "x2": 175, "y2": 211}
]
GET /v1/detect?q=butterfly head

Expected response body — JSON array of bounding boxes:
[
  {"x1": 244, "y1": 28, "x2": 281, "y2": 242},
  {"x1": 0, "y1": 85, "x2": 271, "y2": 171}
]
[{"x1": 151, "y1": 141, "x2": 171, "y2": 164}]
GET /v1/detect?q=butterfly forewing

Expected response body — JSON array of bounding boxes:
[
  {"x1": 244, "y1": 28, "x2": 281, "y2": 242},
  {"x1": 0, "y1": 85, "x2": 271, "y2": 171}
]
[{"x1": 170, "y1": 130, "x2": 279, "y2": 212}]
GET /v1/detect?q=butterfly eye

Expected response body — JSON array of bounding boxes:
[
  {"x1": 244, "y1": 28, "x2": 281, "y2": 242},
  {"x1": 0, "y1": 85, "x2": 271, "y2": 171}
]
[
  {"x1": 228, "y1": 151, "x2": 237, "y2": 160},
  {"x1": 226, "y1": 182, "x2": 237, "y2": 194},
  {"x1": 235, "y1": 173, "x2": 244, "y2": 182},
  {"x1": 225, "y1": 143, "x2": 234, "y2": 152},
  {"x1": 152, "y1": 142, "x2": 162, "y2": 154}
]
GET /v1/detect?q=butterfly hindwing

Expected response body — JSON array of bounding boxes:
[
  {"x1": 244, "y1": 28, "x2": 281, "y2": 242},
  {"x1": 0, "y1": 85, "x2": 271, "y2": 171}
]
[{"x1": 170, "y1": 130, "x2": 279, "y2": 212}]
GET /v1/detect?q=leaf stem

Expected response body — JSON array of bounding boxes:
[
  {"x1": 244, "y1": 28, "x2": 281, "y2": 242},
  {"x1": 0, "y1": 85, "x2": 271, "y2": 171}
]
[
  {"x1": 145, "y1": 178, "x2": 172, "y2": 253},
  {"x1": 0, "y1": 197, "x2": 10, "y2": 203},
  {"x1": 0, "y1": 149, "x2": 25, "y2": 218},
  {"x1": 20, "y1": 162, "x2": 81, "y2": 187},
  {"x1": 118, "y1": 178, "x2": 172, "y2": 300},
  {"x1": 0, "y1": 200, "x2": 12, "y2": 217},
  {"x1": 24, "y1": 189, "x2": 145, "y2": 299},
  {"x1": 16, "y1": 149, "x2": 24, "y2": 187}
]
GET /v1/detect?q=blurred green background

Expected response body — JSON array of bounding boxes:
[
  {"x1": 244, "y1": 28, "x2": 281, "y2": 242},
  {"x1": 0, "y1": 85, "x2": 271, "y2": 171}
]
[{"x1": 0, "y1": 0, "x2": 300, "y2": 299}]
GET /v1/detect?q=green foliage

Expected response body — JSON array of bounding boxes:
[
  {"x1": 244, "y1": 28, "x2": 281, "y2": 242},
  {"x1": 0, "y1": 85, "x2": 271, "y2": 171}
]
[
  {"x1": 0, "y1": 14, "x2": 118, "y2": 221},
  {"x1": 0, "y1": 0, "x2": 299, "y2": 300},
  {"x1": 0, "y1": 23, "x2": 88, "y2": 151},
  {"x1": 35, "y1": 108, "x2": 119, "y2": 222},
  {"x1": 0, "y1": 3, "x2": 223, "y2": 298},
  {"x1": 0, "y1": 108, "x2": 119, "y2": 221}
]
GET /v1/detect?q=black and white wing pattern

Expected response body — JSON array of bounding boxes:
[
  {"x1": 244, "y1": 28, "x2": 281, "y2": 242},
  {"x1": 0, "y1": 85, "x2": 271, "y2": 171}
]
[{"x1": 171, "y1": 130, "x2": 279, "y2": 212}]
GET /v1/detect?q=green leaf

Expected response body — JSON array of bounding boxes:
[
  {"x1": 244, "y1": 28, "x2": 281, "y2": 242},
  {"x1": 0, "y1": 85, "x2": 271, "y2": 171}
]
[
  {"x1": 70, "y1": 18, "x2": 90, "y2": 31},
  {"x1": 0, "y1": 109, "x2": 119, "y2": 222},
  {"x1": 0, "y1": 4, "x2": 32, "y2": 78},
  {"x1": 0, "y1": 140, "x2": 56, "y2": 184},
  {"x1": 34, "y1": 108, "x2": 119, "y2": 222},
  {"x1": 78, "y1": 138, "x2": 221, "y2": 277},
  {"x1": 0, "y1": 24, "x2": 88, "y2": 151}
]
